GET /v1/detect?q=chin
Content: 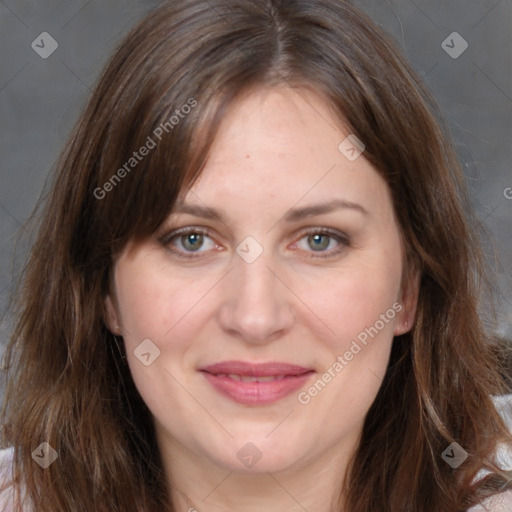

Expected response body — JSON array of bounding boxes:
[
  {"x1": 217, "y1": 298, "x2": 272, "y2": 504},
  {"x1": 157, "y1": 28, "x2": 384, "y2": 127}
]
[{"x1": 202, "y1": 433, "x2": 309, "y2": 474}]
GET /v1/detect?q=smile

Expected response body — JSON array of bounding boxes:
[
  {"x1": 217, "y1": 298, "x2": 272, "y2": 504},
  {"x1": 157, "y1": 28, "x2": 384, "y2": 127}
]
[{"x1": 199, "y1": 361, "x2": 315, "y2": 405}]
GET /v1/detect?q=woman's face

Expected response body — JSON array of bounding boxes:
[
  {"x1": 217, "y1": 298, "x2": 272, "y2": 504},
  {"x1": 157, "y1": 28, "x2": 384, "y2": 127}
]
[{"x1": 106, "y1": 86, "x2": 418, "y2": 476}]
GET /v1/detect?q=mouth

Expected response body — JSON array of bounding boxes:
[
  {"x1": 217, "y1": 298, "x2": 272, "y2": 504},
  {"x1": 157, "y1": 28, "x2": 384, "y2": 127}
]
[{"x1": 199, "y1": 361, "x2": 315, "y2": 405}]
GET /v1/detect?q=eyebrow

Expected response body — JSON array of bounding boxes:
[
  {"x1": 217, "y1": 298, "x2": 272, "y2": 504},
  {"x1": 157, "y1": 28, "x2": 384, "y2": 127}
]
[
  {"x1": 281, "y1": 199, "x2": 369, "y2": 222},
  {"x1": 171, "y1": 199, "x2": 368, "y2": 224}
]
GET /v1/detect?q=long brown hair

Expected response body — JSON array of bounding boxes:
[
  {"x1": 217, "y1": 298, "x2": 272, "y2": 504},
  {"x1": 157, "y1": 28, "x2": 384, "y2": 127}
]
[{"x1": 1, "y1": 1, "x2": 511, "y2": 510}]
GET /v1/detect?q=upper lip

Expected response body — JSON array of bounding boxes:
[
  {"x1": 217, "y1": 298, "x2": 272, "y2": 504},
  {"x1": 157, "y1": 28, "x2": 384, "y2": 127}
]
[{"x1": 199, "y1": 361, "x2": 314, "y2": 377}]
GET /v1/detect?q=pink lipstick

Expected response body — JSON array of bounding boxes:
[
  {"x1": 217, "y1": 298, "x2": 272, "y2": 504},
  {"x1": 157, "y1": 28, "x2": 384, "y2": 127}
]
[{"x1": 199, "y1": 361, "x2": 315, "y2": 405}]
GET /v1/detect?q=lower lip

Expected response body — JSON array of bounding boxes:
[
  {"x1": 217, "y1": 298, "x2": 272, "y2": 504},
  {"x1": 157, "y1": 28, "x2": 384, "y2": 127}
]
[{"x1": 201, "y1": 372, "x2": 314, "y2": 405}]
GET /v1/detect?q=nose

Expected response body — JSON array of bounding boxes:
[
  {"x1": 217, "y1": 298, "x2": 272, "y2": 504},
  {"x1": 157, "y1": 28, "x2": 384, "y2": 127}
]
[{"x1": 216, "y1": 249, "x2": 296, "y2": 344}]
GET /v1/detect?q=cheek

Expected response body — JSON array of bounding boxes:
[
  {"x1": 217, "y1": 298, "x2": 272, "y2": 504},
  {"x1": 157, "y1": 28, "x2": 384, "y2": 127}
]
[
  {"x1": 114, "y1": 260, "x2": 210, "y2": 413},
  {"x1": 114, "y1": 258, "x2": 215, "y2": 349},
  {"x1": 338, "y1": 273, "x2": 398, "y2": 335},
  {"x1": 298, "y1": 265, "x2": 401, "y2": 426},
  {"x1": 298, "y1": 255, "x2": 402, "y2": 354},
  {"x1": 324, "y1": 259, "x2": 402, "y2": 397}
]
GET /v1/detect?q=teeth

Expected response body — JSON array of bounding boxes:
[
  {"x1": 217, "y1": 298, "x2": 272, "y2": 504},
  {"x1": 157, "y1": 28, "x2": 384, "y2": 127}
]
[
  {"x1": 249, "y1": 375, "x2": 279, "y2": 382},
  {"x1": 217, "y1": 373, "x2": 286, "y2": 382}
]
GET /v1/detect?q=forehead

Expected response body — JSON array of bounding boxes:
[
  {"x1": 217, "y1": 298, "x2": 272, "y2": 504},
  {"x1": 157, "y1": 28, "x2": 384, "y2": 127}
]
[{"x1": 182, "y1": 86, "x2": 393, "y2": 223}]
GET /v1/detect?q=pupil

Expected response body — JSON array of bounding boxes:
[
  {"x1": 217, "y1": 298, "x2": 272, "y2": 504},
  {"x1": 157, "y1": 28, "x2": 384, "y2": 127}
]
[
  {"x1": 183, "y1": 233, "x2": 203, "y2": 251},
  {"x1": 309, "y1": 234, "x2": 329, "y2": 251}
]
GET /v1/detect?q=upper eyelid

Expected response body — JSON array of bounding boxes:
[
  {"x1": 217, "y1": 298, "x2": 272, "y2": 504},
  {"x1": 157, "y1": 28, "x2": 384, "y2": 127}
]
[{"x1": 159, "y1": 225, "x2": 212, "y2": 243}]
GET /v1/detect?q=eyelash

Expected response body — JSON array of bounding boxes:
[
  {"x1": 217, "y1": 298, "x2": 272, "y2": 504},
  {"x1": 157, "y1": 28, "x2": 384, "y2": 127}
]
[{"x1": 159, "y1": 226, "x2": 350, "y2": 260}]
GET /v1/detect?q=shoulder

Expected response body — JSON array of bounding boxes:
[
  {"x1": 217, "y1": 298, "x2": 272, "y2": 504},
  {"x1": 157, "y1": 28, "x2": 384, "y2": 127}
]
[
  {"x1": 0, "y1": 446, "x2": 17, "y2": 510},
  {"x1": 0, "y1": 446, "x2": 33, "y2": 511},
  {"x1": 468, "y1": 489, "x2": 512, "y2": 512},
  {"x1": 467, "y1": 394, "x2": 512, "y2": 512}
]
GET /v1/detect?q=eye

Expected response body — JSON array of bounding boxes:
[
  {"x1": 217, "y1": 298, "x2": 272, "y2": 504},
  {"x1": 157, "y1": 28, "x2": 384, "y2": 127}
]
[
  {"x1": 160, "y1": 227, "x2": 219, "y2": 258},
  {"x1": 294, "y1": 229, "x2": 349, "y2": 257}
]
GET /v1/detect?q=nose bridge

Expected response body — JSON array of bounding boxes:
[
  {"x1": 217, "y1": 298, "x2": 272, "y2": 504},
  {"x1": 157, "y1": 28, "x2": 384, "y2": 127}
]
[
  {"x1": 217, "y1": 246, "x2": 294, "y2": 343},
  {"x1": 238, "y1": 255, "x2": 276, "y2": 305}
]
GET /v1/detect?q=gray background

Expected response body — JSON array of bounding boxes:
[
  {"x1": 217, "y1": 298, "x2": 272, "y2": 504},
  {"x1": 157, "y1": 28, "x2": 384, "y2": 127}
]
[{"x1": 1, "y1": 0, "x2": 511, "y2": 402}]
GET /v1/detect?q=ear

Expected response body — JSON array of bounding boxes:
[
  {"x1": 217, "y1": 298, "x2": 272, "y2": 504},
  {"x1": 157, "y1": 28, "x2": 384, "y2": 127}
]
[
  {"x1": 104, "y1": 294, "x2": 122, "y2": 335},
  {"x1": 394, "y1": 265, "x2": 421, "y2": 336}
]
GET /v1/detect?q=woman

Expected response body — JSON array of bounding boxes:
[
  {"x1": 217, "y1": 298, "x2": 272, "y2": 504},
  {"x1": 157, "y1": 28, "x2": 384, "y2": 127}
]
[{"x1": 1, "y1": 1, "x2": 511, "y2": 510}]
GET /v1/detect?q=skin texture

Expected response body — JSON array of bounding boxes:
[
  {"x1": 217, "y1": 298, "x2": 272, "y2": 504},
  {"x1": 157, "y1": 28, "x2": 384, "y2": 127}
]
[{"x1": 105, "y1": 87, "x2": 420, "y2": 512}]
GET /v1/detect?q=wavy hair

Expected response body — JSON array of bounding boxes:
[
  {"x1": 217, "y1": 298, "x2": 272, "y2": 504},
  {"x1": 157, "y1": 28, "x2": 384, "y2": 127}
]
[{"x1": 1, "y1": 1, "x2": 511, "y2": 510}]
